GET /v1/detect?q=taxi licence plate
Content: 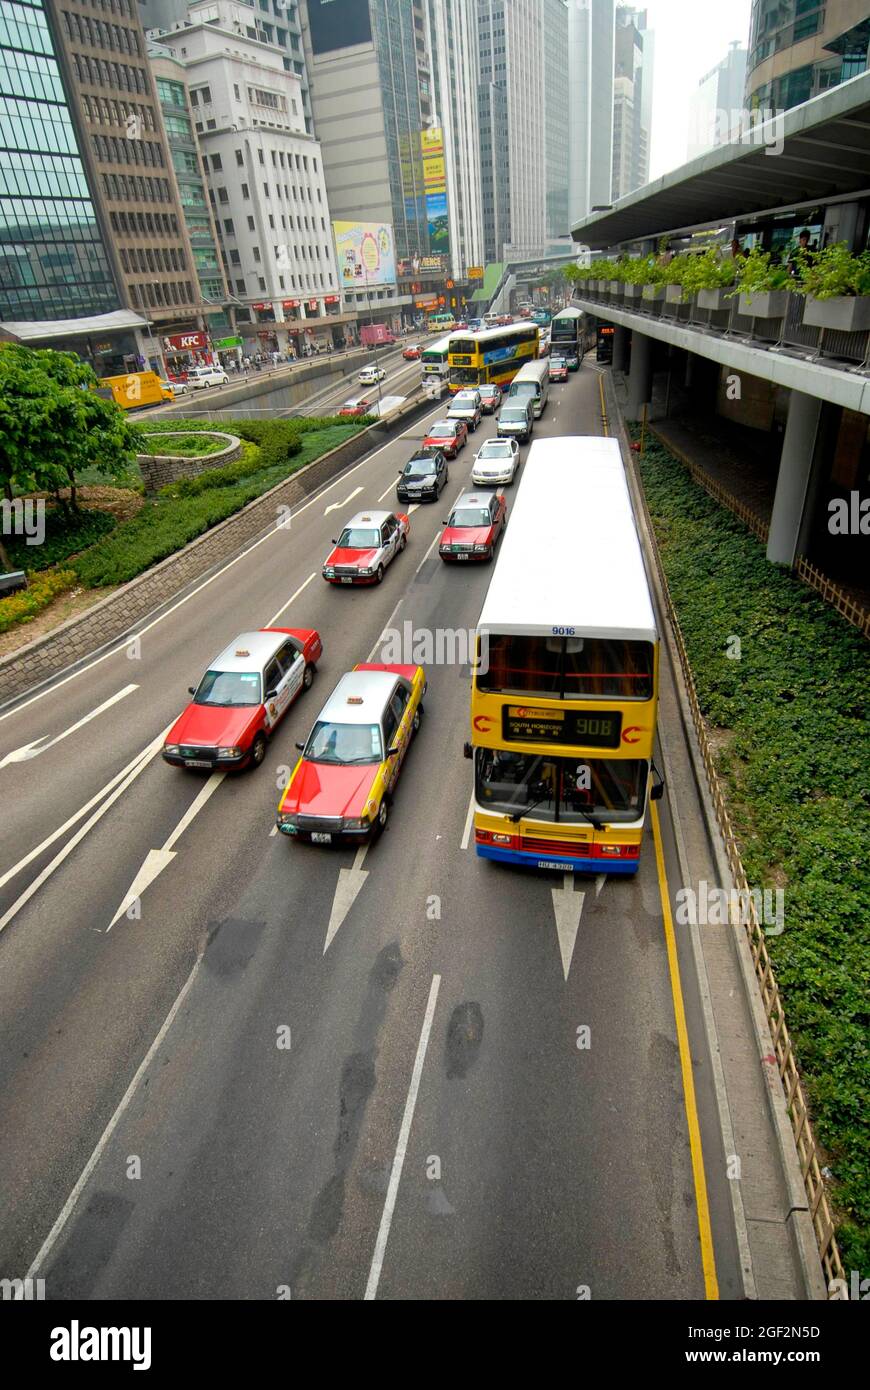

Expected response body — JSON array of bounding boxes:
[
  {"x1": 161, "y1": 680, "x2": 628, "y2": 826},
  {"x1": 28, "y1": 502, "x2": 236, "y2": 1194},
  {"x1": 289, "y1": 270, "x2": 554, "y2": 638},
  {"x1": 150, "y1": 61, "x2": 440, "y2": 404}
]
[
  {"x1": 456, "y1": 554, "x2": 469, "y2": 561},
  {"x1": 311, "y1": 832, "x2": 333, "y2": 844},
  {"x1": 340, "y1": 577, "x2": 353, "y2": 585},
  {"x1": 185, "y1": 759, "x2": 212, "y2": 768}
]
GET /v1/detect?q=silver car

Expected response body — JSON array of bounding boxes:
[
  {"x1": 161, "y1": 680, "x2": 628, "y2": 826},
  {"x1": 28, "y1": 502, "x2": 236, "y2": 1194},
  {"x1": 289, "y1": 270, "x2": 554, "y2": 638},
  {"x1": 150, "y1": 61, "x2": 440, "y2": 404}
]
[
  {"x1": 447, "y1": 388, "x2": 482, "y2": 430},
  {"x1": 471, "y1": 437, "x2": 520, "y2": 486}
]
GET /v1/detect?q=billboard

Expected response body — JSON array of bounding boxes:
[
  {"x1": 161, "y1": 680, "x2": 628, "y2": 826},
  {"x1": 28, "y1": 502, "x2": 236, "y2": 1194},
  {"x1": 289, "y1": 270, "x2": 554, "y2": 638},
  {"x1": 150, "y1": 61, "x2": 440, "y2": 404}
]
[
  {"x1": 421, "y1": 126, "x2": 449, "y2": 259},
  {"x1": 307, "y1": 0, "x2": 372, "y2": 55},
  {"x1": 333, "y1": 220, "x2": 397, "y2": 290}
]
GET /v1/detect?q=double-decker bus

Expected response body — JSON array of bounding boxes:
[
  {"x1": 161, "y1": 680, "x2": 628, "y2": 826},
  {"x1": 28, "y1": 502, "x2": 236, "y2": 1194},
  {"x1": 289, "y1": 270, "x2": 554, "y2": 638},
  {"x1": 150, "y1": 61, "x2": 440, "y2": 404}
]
[
  {"x1": 420, "y1": 334, "x2": 454, "y2": 382},
  {"x1": 427, "y1": 310, "x2": 456, "y2": 333},
  {"x1": 467, "y1": 436, "x2": 663, "y2": 874},
  {"x1": 447, "y1": 322, "x2": 539, "y2": 393},
  {"x1": 550, "y1": 306, "x2": 585, "y2": 356}
]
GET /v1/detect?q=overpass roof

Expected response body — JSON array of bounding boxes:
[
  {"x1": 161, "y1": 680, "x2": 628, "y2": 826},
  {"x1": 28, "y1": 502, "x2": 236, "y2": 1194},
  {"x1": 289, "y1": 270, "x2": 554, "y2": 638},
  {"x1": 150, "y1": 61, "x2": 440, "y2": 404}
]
[{"x1": 572, "y1": 71, "x2": 870, "y2": 250}]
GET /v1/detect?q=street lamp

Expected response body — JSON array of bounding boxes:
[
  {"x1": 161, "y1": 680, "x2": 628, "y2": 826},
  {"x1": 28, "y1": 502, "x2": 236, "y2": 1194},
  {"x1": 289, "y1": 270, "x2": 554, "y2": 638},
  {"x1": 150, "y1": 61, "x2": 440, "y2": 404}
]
[{"x1": 362, "y1": 257, "x2": 383, "y2": 413}]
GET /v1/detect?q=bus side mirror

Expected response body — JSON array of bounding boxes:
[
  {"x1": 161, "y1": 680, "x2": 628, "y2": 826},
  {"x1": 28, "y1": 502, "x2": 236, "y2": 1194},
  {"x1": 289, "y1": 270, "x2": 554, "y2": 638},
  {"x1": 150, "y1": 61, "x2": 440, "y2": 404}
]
[
  {"x1": 463, "y1": 742, "x2": 473, "y2": 759},
  {"x1": 650, "y1": 782, "x2": 664, "y2": 801}
]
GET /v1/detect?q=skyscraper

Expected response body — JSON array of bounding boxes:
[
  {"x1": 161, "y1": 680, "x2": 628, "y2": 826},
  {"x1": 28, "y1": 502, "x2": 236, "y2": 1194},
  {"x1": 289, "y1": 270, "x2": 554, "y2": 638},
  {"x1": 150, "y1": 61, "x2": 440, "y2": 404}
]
[
  {"x1": 611, "y1": 5, "x2": 652, "y2": 201},
  {"x1": 687, "y1": 41, "x2": 748, "y2": 161},
  {"x1": 542, "y1": 0, "x2": 569, "y2": 241},
  {"x1": 746, "y1": 0, "x2": 870, "y2": 112},
  {"x1": 422, "y1": 0, "x2": 484, "y2": 280},
  {"x1": 566, "y1": 0, "x2": 614, "y2": 228}
]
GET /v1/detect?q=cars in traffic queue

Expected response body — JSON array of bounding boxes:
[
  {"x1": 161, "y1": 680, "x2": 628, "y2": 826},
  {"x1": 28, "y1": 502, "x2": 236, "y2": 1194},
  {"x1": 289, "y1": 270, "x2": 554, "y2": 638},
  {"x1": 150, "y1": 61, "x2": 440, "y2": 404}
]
[
  {"x1": 338, "y1": 397, "x2": 371, "y2": 417},
  {"x1": 359, "y1": 364, "x2": 387, "y2": 385},
  {"x1": 402, "y1": 343, "x2": 422, "y2": 360},
  {"x1": 549, "y1": 356, "x2": 569, "y2": 382},
  {"x1": 439, "y1": 491, "x2": 507, "y2": 563},
  {"x1": 187, "y1": 365, "x2": 229, "y2": 388},
  {"x1": 422, "y1": 417, "x2": 468, "y2": 458},
  {"x1": 477, "y1": 383, "x2": 502, "y2": 414},
  {"x1": 276, "y1": 663, "x2": 427, "y2": 842},
  {"x1": 471, "y1": 436, "x2": 520, "y2": 487},
  {"x1": 163, "y1": 627, "x2": 322, "y2": 771},
  {"x1": 322, "y1": 509, "x2": 409, "y2": 586},
  {"x1": 497, "y1": 396, "x2": 534, "y2": 444},
  {"x1": 447, "y1": 388, "x2": 483, "y2": 431},
  {"x1": 397, "y1": 450, "x2": 448, "y2": 503}
]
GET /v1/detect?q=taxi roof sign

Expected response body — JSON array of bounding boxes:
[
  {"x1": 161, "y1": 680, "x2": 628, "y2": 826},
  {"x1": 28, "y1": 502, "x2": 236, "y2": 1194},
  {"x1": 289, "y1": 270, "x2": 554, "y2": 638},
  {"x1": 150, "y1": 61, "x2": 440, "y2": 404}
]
[
  {"x1": 235, "y1": 648, "x2": 250, "y2": 657},
  {"x1": 347, "y1": 696, "x2": 364, "y2": 704}
]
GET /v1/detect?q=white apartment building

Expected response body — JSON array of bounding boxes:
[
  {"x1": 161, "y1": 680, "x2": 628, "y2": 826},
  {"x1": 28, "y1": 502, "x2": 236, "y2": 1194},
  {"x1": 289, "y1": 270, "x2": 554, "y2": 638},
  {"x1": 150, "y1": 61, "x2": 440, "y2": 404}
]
[
  {"x1": 159, "y1": 0, "x2": 347, "y2": 353},
  {"x1": 567, "y1": 0, "x2": 615, "y2": 229},
  {"x1": 423, "y1": 0, "x2": 484, "y2": 280}
]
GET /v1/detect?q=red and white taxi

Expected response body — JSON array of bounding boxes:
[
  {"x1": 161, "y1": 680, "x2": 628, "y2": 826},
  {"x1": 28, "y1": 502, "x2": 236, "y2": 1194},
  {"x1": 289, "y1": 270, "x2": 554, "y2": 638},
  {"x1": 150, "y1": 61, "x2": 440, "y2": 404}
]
[
  {"x1": 322, "y1": 509, "x2": 410, "y2": 585},
  {"x1": 163, "y1": 627, "x2": 321, "y2": 772},
  {"x1": 338, "y1": 397, "x2": 371, "y2": 417},
  {"x1": 402, "y1": 343, "x2": 422, "y2": 360},
  {"x1": 422, "y1": 417, "x2": 468, "y2": 458},
  {"x1": 276, "y1": 663, "x2": 426, "y2": 842},
  {"x1": 439, "y1": 490, "x2": 507, "y2": 563}
]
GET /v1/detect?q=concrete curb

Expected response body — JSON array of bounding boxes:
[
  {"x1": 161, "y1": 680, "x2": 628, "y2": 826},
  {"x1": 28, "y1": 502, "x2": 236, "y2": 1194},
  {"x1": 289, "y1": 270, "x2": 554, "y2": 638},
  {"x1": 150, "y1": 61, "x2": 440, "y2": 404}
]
[
  {"x1": 0, "y1": 391, "x2": 431, "y2": 709},
  {"x1": 604, "y1": 368, "x2": 827, "y2": 1301}
]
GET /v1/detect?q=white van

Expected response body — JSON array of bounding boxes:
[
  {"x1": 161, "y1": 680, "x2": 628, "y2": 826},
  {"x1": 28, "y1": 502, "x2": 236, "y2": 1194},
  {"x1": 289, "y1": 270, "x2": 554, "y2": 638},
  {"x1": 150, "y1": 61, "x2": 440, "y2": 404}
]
[
  {"x1": 187, "y1": 365, "x2": 229, "y2": 389},
  {"x1": 507, "y1": 358, "x2": 549, "y2": 418}
]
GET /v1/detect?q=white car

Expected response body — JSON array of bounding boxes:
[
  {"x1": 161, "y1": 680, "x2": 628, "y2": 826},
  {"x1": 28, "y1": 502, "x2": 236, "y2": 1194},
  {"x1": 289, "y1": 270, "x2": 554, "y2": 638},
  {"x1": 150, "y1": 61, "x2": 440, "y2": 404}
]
[
  {"x1": 359, "y1": 365, "x2": 387, "y2": 385},
  {"x1": 471, "y1": 437, "x2": 521, "y2": 486},
  {"x1": 161, "y1": 378, "x2": 189, "y2": 396},
  {"x1": 187, "y1": 365, "x2": 229, "y2": 389},
  {"x1": 447, "y1": 389, "x2": 482, "y2": 430}
]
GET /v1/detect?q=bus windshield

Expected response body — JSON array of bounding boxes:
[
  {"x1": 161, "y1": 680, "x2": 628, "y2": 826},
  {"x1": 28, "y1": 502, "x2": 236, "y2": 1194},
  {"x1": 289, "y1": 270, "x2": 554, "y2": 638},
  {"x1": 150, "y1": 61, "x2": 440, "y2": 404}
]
[
  {"x1": 477, "y1": 634, "x2": 654, "y2": 700},
  {"x1": 475, "y1": 749, "x2": 648, "y2": 823}
]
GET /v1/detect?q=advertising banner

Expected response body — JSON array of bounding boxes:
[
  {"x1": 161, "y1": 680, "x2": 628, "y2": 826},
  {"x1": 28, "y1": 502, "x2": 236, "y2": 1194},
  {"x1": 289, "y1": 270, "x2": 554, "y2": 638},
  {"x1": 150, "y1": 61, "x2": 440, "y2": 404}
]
[
  {"x1": 334, "y1": 220, "x2": 397, "y2": 289},
  {"x1": 164, "y1": 331, "x2": 207, "y2": 351},
  {"x1": 420, "y1": 126, "x2": 449, "y2": 259}
]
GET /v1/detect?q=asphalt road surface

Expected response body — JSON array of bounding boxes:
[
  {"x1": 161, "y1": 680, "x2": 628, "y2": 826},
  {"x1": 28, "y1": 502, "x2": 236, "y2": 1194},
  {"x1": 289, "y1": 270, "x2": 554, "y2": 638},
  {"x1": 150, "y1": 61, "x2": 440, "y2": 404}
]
[{"x1": 0, "y1": 360, "x2": 743, "y2": 1299}]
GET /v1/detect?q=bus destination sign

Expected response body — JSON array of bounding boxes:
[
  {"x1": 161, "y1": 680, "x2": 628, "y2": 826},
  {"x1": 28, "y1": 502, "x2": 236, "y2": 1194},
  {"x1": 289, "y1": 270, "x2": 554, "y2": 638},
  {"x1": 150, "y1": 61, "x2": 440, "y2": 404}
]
[{"x1": 503, "y1": 706, "x2": 622, "y2": 748}]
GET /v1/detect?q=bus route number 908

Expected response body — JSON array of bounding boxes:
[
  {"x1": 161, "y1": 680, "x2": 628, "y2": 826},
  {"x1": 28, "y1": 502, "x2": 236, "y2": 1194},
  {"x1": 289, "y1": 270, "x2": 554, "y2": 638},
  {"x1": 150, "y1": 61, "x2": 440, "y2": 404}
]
[{"x1": 551, "y1": 626, "x2": 575, "y2": 636}]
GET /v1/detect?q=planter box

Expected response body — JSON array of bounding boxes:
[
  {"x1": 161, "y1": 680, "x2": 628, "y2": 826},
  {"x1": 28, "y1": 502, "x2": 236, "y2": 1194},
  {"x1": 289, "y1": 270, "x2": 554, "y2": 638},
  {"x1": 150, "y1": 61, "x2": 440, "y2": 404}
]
[
  {"x1": 738, "y1": 290, "x2": 789, "y2": 319},
  {"x1": 623, "y1": 283, "x2": 643, "y2": 302},
  {"x1": 608, "y1": 281, "x2": 623, "y2": 296},
  {"x1": 801, "y1": 294, "x2": 870, "y2": 334},
  {"x1": 696, "y1": 287, "x2": 730, "y2": 312},
  {"x1": 642, "y1": 283, "x2": 665, "y2": 302},
  {"x1": 665, "y1": 283, "x2": 687, "y2": 305}
]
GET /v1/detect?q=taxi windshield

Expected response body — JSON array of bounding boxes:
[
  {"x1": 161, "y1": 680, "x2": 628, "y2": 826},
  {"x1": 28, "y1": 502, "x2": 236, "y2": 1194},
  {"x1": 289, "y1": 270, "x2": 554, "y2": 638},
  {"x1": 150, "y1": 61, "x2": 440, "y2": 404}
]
[
  {"x1": 337, "y1": 527, "x2": 379, "y2": 548},
  {"x1": 305, "y1": 720, "x2": 383, "y2": 764},
  {"x1": 450, "y1": 508, "x2": 491, "y2": 528},
  {"x1": 431, "y1": 421, "x2": 456, "y2": 434},
  {"x1": 194, "y1": 669, "x2": 261, "y2": 706}
]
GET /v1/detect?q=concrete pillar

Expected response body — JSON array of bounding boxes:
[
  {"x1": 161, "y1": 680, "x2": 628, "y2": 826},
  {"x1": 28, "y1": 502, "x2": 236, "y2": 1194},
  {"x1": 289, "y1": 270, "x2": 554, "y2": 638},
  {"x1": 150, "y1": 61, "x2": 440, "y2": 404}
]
[
  {"x1": 612, "y1": 324, "x2": 628, "y2": 372},
  {"x1": 684, "y1": 351, "x2": 694, "y2": 388},
  {"x1": 625, "y1": 330, "x2": 652, "y2": 422},
  {"x1": 767, "y1": 390, "x2": 823, "y2": 566}
]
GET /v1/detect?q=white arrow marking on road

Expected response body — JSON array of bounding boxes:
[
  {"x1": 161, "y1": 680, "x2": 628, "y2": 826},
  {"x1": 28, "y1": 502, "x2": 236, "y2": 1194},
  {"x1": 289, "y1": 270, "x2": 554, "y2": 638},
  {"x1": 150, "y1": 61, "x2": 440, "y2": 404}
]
[
  {"x1": 551, "y1": 872, "x2": 585, "y2": 982},
  {"x1": 0, "y1": 684, "x2": 139, "y2": 769},
  {"x1": 324, "y1": 485, "x2": 363, "y2": 516},
  {"x1": 323, "y1": 843, "x2": 369, "y2": 954},
  {"x1": 107, "y1": 771, "x2": 226, "y2": 931},
  {"x1": 595, "y1": 873, "x2": 606, "y2": 897}
]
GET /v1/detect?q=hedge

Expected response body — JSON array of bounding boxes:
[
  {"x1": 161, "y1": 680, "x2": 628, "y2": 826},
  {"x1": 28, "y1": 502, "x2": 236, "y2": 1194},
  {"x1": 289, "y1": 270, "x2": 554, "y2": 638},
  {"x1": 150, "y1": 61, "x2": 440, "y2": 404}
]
[
  {"x1": 636, "y1": 431, "x2": 870, "y2": 1271},
  {"x1": 5, "y1": 507, "x2": 115, "y2": 572},
  {"x1": 0, "y1": 568, "x2": 77, "y2": 633}
]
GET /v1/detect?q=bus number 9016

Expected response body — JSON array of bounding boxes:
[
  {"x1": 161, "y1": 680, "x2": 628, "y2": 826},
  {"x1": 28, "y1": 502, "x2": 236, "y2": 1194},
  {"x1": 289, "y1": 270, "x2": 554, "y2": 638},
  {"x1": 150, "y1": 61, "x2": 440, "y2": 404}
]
[{"x1": 551, "y1": 626, "x2": 575, "y2": 636}]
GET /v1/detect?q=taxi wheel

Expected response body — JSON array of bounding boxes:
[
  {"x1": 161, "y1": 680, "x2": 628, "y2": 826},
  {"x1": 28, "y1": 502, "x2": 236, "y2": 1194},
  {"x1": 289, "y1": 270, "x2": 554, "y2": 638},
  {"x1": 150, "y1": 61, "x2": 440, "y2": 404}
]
[
  {"x1": 374, "y1": 797, "x2": 390, "y2": 836},
  {"x1": 412, "y1": 704, "x2": 424, "y2": 736},
  {"x1": 375, "y1": 564, "x2": 385, "y2": 584},
  {"x1": 249, "y1": 733, "x2": 267, "y2": 769},
  {"x1": 303, "y1": 663, "x2": 315, "y2": 691}
]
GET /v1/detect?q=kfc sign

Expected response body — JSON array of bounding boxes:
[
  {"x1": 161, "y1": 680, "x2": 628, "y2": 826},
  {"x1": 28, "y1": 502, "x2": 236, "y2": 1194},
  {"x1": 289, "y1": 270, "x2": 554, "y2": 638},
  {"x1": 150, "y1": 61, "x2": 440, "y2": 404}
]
[
  {"x1": 282, "y1": 299, "x2": 300, "y2": 310},
  {"x1": 164, "y1": 331, "x2": 207, "y2": 351}
]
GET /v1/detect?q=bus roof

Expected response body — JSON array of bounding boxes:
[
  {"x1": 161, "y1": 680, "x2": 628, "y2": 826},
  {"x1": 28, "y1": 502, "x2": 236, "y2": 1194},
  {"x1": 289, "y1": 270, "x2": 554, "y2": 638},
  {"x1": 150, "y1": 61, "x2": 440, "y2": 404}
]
[
  {"x1": 551, "y1": 306, "x2": 584, "y2": 321},
  {"x1": 450, "y1": 323, "x2": 538, "y2": 346},
  {"x1": 476, "y1": 437, "x2": 657, "y2": 643},
  {"x1": 422, "y1": 335, "x2": 454, "y2": 355}
]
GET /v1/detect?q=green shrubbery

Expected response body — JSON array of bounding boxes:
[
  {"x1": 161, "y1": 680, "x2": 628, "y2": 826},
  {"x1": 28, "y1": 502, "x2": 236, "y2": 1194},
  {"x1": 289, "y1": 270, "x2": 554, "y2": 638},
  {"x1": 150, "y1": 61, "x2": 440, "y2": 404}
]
[
  {"x1": 0, "y1": 568, "x2": 77, "y2": 633},
  {"x1": 5, "y1": 507, "x2": 115, "y2": 572},
  {"x1": 139, "y1": 432, "x2": 226, "y2": 458},
  {"x1": 636, "y1": 431, "x2": 870, "y2": 1270}
]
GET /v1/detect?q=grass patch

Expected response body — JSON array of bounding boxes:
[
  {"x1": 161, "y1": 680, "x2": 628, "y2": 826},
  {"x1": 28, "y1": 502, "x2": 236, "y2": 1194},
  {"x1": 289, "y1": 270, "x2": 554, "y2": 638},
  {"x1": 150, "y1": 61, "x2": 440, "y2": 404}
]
[
  {"x1": 139, "y1": 432, "x2": 226, "y2": 458},
  {"x1": 635, "y1": 430, "x2": 870, "y2": 1270}
]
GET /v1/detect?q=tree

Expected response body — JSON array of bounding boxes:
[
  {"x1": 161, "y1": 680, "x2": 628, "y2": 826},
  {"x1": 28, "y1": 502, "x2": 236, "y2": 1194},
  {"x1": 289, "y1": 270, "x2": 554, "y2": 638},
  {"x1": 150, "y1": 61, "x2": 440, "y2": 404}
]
[{"x1": 0, "y1": 344, "x2": 142, "y2": 525}]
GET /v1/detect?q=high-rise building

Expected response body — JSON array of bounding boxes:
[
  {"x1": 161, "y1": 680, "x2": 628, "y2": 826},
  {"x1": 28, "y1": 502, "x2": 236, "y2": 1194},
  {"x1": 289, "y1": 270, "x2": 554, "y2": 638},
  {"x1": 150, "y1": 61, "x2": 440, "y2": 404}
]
[
  {"x1": 543, "y1": 0, "x2": 569, "y2": 241},
  {"x1": 566, "y1": 0, "x2": 614, "y2": 228},
  {"x1": 687, "y1": 41, "x2": 748, "y2": 161},
  {"x1": 611, "y1": 5, "x2": 652, "y2": 201},
  {"x1": 0, "y1": 0, "x2": 119, "y2": 324},
  {"x1": 159, "y1": 1, "x2": 346, "y2": 355},
  {"x1": 422, "y1": 0, "x2": 484, "y2": 280},
  {"x1": 47, "y1": 0, "x2": 203, "y2": 333},
  {"x1": 477, "y1": 0, "x2": 547, "y2": 261},
  {"x1": 746, "y1": 0, "x2": 870, "y2": 113}
]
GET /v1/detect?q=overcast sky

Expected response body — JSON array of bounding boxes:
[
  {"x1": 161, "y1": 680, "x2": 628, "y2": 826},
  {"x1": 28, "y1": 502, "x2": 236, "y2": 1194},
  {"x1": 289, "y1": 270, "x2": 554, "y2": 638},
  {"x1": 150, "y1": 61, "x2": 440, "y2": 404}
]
[{"x1": 643, "y1": 0, "x2": 753, "y2": 180}]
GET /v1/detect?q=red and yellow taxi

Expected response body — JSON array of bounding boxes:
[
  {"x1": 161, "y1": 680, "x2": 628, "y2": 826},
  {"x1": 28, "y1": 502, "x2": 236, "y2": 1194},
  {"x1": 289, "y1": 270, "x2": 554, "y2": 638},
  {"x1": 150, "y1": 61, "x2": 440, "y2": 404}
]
[
  {"x1": 322, "y1": 509, "x2": 410, "y2": 585},
  {"x1": 439, "y1": 490, "x2": 507, "y2": 563},
  {"x1": 276, "y1": 663, "x2": 426, "y2": 841},
  {"x1": 163, "y1": 627, "x2": 321, "y2": 772},
  {"x1": 422, "y1": 417, "x2": 468, "y2": 458}
]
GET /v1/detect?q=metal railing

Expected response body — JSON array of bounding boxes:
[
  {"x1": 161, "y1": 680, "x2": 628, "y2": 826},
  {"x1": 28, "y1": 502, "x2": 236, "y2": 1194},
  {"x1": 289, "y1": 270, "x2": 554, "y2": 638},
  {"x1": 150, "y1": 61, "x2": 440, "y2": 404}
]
[{"x1": 617, "y1": 400, "x2": 846, "y2": 1292}]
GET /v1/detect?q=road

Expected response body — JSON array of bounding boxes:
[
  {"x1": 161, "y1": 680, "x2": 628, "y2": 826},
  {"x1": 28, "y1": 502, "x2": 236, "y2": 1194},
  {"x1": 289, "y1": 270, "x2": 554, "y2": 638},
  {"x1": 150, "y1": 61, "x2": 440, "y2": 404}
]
[{"x1": 0, "y1": 359, "x2": 744, "y2": 1299}]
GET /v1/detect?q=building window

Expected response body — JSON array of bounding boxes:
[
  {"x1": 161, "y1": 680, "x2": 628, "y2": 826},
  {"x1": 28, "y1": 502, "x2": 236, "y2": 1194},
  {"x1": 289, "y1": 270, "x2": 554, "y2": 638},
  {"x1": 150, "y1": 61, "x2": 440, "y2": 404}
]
[{"x1": 235, "y1": 149, "x2": 244, "y2": 166}]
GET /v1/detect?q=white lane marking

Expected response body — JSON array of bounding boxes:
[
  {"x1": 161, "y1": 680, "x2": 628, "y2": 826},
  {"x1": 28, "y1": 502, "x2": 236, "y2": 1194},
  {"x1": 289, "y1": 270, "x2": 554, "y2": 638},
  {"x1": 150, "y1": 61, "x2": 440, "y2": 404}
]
[
  {"x1": 366, "y1": 599, "x2": 403, "y2": 662},
  {"x1": 0, "y1": 684, "x2": 139, "y2": 769},
  {"x1": 378, "y1": 478, "x2": 398, "y2": 503},
  {"x1": 323, "y1": 843, "x2": 369, "y2": 955},
  {"x1": 365, "y1": 972, "x2": 441, "y2": 1300},
  {"x1": 266, "y1": 571, "x2": 316, "y2": 627},
  {"x1": 107, "y1": 771, "x2": 226, "y2": 931},
  {"x1": 595, "y1": 873, "x2": 606, "y2": 897},
  {"x1": 0, "y1": 728, "x2": 170, "y2": 937},
  {"x1": 414, "y1": 529, "x2": 442, "y2": 575},
  {"x1": 269, "y1": 823, "x2": 279, "y2": 837},
  {"x1": 407, "y1": 503, "x2": 420, "y2": 514},
  {"x1": 551, "y1": 872, "x2": 585, "y2": 982},
  {"x1": 20, "y1": 947, "x2": 204, "y2": 1293},
  {"x1": 0, "y1": 398, "x2": 451, "y2": 726},
  {"x1": 324, "y1": 484, "x2": 363, "y2": 516},
  {"x1": 0, "y1": 731, "x2": 169, "y2": 893},
  {"x1": 460, "y1": 791, "x2": 475, "y2": 850}
]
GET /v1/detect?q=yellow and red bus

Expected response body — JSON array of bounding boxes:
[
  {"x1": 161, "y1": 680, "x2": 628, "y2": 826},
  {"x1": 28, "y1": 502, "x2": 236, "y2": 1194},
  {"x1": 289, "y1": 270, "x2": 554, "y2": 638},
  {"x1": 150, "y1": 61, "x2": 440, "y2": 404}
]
[
  {"x1": 447, "y1": 322, "x2": 539, "y2": 393},
  {"x1": 466, "y1": 435, "x2": 663, "y2": 874}
]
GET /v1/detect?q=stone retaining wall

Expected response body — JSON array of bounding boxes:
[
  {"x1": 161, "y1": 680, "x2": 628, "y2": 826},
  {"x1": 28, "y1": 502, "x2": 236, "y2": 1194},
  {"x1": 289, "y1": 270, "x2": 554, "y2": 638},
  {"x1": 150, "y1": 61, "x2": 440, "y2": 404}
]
[
  {"x1": 0, "y1": 395, "x2": 426, "y2": 704},
  {"x1": 137, "y1": 432, "x2": 242, "y2": 493}
]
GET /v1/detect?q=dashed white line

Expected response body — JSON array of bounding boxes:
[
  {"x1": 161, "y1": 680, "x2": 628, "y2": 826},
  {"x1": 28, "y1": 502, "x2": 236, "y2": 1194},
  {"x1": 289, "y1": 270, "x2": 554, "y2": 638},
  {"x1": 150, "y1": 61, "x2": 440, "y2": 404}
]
[
  {"x1": 414, "y1": 530, "x2": 442, "y2": 575},
  {"x1": 366, "y1": 598, "x2": 403, "y2": 662},
  {"x1": 460, "y1": 791, "x2": 475, "y2": 850},
  {"x1": 365, "y1": 972, "x2": 441, "y2": 1300},
  {"x1": 266, "y1": 572, "x2": 316, "y2": 627}
]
